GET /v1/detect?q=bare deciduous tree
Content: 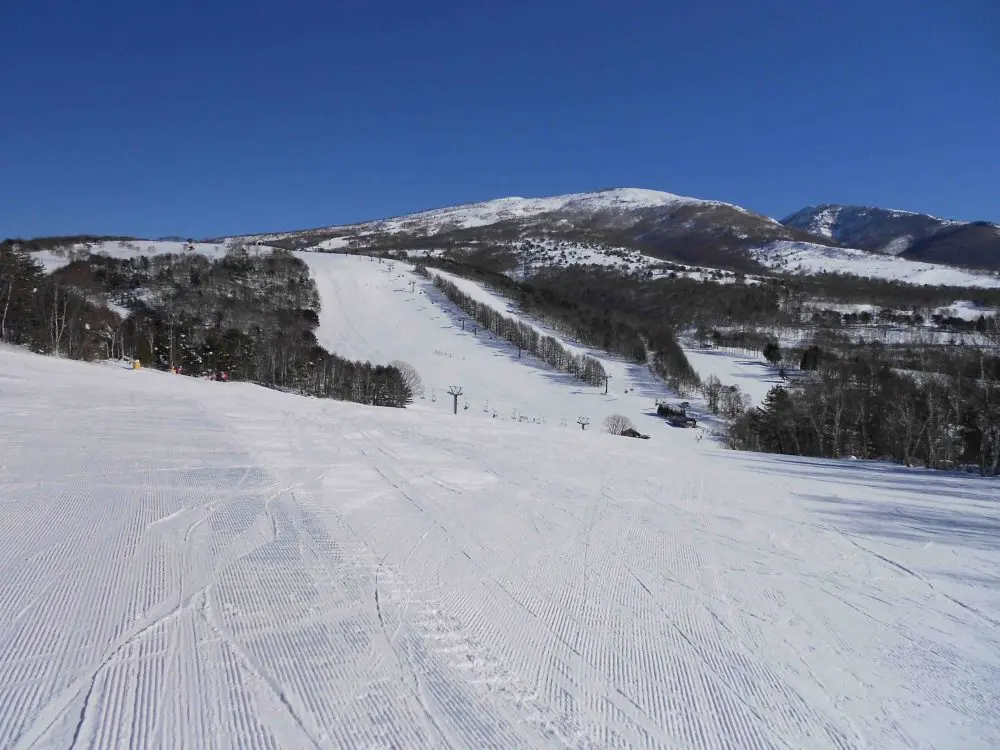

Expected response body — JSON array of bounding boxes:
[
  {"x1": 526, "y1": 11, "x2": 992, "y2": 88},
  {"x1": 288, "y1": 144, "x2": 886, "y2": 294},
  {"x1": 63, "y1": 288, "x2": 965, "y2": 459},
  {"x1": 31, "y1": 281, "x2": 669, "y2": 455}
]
[
  {"x1": 388, "y1": 360, "x2": 424, "y2": 397},
  {"x1": 603, "y1": 414, "x2": 634, "y2": 435},
  {"x1": 702, "y1": 374, "x2": 723, "y2": 414},
  {"x1": 577, "y1": 416, "x2": 591, "y2": 430}
]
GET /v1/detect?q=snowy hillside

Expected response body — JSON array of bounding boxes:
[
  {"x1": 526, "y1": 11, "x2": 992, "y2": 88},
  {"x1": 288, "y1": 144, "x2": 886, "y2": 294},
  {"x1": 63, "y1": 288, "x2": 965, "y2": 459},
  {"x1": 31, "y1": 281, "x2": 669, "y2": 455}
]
[
  {"x1": 29, "y1": 238, "x2": 243, "y2": 273},
  {"x1": 300, "y1": 254, "x2": 679, "y2": 430},
  {"x1": 782, "y1": 204, "x2": 1000, "y2": 270},
  {"x1": 25, "y1": 191, "x2": 999, "y2": 287},
  {"x1": 782, "y1": 204, "x2": 965, "y2": 254},
  {"x1": 243, "y1": 188, "x2": 747, "y2": 243},
  {"x1": 750, "y1": 240, "x2": 1000, "y2": 288},
  {"x1": 409, "y1": 238, "x2": 754, "y2": 284},
  {"x1": 229, "y1": 186, "x2": 807, "y2": 275},
  {"x1": 3, "y1": 335, "x2": 999, "y2": 748}
]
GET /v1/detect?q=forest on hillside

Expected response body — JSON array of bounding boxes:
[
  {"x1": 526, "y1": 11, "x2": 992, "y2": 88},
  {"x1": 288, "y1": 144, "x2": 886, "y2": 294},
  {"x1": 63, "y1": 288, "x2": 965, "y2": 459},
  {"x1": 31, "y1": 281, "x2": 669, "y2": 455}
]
[
  {"x1": 410, "y1": 252, "x2": 1000, "y2": 475},
  {"x1": 726, "y1": 336, "x2": 1000, "y2": 476},
  {"x1": 417, "y1": 258, "x2": 701, "y2": 395},
  {"x1": 5, "y1": 235, "x2": 1000, "y2": 474},
  {"x1": 429, "y1": 273, "x2": 608, "y2": 388},
  {"x1": 0, "y1": 243, "x2": 413, "y2": 407}
]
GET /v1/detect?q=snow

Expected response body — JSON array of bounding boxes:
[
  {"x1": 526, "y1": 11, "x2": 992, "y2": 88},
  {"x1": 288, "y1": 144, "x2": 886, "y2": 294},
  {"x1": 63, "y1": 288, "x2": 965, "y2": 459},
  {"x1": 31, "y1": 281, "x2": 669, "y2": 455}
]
[
  {"x1": 935, "y1": 299, "x2": 997, "y2": 321},
  {"x1": 412, "y1": 262, "x2": 782, "y2": 410},
  {"x1": 314, "y1": 237, "x2": 351, "y2": 251},
  {"x1": 516, "y1": 240, "x2": 660, "y2": 276},
  {"x1": 882, "y1": 206, "x2": 965, "y2": 226},
  {"x1": 235, "y1": 188, "x2": 731, "y2": 246},
  {"x1": 682, "y1": 345, "x2": 784, "y2": 405},
  {"x1": 797, "y1": 300, "x2": 997, "y2": 323},
  {"x1": 2, "y1": 328, "x2": 1000, "y2": 748},
  {"x1": 880, "y1": 234, "x2": 913, "y2": 256},
  {"x1": 302, "y1": 254, "x2": 675, "y2": 431},
  {"x1": 355, "y1": 188, "x2": 717, "y2": 235},
  {"x1": 751, "y1": 240, "x2": 1000, "y2": 288},
  {"x1": 5, "y1": 255, "x2": 1000, "y2": 747},
  {"x1": 29, "y1": 240, "x2": 238, "y2": 273},
  {"x1": 806, "y1": 206, "x2": 840, "y2": 239},
  {"x1": 407, "y1": 239, "x2": 755, "y2": 285}
]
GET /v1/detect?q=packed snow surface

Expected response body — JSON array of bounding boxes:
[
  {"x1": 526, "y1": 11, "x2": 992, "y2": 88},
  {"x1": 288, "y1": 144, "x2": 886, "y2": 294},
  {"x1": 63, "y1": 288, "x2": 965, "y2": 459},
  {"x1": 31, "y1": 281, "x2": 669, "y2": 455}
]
[
  {"x1": 681, "y1": 346, "x2": 783, "y2": 406},
  {"x1": 302, "y1": 254, "x2": 678, "y2": 430},
  {"x1": 2, "y1": 258, "x2": 1000, "y2": 747},
  {"x1": 751, "y1": 240, "x2": 1000, "y2": 288}
]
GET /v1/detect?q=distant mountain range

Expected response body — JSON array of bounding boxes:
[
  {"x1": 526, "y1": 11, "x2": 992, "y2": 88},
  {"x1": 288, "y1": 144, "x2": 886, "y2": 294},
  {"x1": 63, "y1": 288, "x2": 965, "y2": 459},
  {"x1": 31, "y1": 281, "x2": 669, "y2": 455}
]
[
  {"x1": 229, "y1": 188, "x2": 999, "y2": 282},
  {"x1": 237, "y1": 188, "x2": 833, "y2": 272},
  {"x1": 14, "y1": 189, "x2": 1000, "y2": 287},
  {"x1": 781, "y1": 204, "x2": 1000, "y2": 270}
]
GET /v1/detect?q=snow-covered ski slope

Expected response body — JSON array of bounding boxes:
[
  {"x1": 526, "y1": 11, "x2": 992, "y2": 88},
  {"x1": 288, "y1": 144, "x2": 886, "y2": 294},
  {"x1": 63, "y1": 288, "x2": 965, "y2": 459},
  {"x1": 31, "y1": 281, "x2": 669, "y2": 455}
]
[
  {"x1": 2, "y1": 343, "x2": 999, "y2": 749},
  {"x1": 6, "y1": 243, "x2": 1000, "y2": 750},
  {"x1": 681, "y1": 345, "x2": 783, "y2": 405},
  {"x1": 304, "y1": 254, "x2": 779, "y2": 424},
  {"x1": 302, "y1": 254, "x2": 680, "y2": 431}
]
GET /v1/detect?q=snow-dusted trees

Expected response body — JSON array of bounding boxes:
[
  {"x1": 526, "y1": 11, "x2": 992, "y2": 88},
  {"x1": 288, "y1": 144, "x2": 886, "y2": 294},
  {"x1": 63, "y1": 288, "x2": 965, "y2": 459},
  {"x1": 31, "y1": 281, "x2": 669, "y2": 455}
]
[
  {"x1": 702, "y1": 375, "x2": 723, "y2": 414},
  {"x1": 603, "y1": 414, "x2": 634, "y2": 435},
  {"x1": 432, "y1": 276, "x2": 608, "y2": 388},
  {"x1": 0, "y1": 243, "x2": 115, "y2": 359}
]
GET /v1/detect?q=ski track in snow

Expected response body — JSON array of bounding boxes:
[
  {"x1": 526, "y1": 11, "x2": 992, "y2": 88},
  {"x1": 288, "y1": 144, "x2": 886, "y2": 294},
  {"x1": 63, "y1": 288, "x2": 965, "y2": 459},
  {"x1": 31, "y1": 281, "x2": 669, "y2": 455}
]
[
  {"x1": 1, "y1": 259, "x2": 999, "y2": 748},
  {"x1": 301, "y1": 254, "x2": 682, "y2": 434}
]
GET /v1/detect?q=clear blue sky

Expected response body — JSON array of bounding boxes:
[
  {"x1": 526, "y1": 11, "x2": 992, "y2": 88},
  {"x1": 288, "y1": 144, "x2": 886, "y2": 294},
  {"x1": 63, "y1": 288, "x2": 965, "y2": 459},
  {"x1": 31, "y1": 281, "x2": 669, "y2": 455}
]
[{"x1": 2, "y1": 0, "x2": 997, "y2": 238}]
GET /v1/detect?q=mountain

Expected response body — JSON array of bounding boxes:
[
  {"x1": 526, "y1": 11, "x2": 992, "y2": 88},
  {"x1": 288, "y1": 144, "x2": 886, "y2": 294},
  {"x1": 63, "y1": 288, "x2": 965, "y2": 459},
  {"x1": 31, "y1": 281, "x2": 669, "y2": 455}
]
[
  {"x1": 903, "y1": 221, "x2": 1000, "y2": 268},
  {"x1": 782, "y1": 204, "x2": 1000, "y2": 270},
  {"x1": 238, "y1": 188, "x2": 833, "y2": 272},
  {"x1": 14, "y1": 188, "x2": 1000, "y2": 289}
]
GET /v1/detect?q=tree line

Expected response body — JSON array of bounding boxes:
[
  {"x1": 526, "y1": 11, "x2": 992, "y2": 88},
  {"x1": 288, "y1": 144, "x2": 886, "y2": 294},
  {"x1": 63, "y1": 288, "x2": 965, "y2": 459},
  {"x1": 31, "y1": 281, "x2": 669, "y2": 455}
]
[
  {"x1": 0, "y1": 243, "x2": 414, "y2": 408},
  {"x1": 418, "y1": 258, "x2": 700, "y2": 394},
  {"x1": 430, "y1": 274, "x2": 608, "y2": 387},
  {"x1": 1, "y1": 243, "x2": 117, "y2": 359},
  {"x1": 726, "y1": 335, "x2": 1000, "y2": 476}
]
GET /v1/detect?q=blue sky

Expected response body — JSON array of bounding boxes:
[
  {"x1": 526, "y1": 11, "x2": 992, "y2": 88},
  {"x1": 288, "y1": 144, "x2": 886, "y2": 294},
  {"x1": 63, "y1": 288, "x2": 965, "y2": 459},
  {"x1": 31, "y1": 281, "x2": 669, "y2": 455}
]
[{"x1": 2, "y1": 0, "x2": 997, "y2": 238}]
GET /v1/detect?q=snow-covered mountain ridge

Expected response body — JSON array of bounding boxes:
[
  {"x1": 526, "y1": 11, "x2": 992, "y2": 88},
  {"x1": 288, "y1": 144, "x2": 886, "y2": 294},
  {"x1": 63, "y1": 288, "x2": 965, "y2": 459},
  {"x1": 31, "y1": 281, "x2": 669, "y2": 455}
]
[
  {"x1": 229, "y1": 187, "x2": 811, "y2": 273},
  {"x1": 783, "y1": 204, "x2": 1000, "y2": 270},
  {"x1": 783, "y1": 204, "x2": 964, "y2": 247},
  {"x1": 240, "y1": 187, "x2": 767, "y2": 241},
  {"x1": 15, "y1": 188, "x2": 1000, "y2": 287}
]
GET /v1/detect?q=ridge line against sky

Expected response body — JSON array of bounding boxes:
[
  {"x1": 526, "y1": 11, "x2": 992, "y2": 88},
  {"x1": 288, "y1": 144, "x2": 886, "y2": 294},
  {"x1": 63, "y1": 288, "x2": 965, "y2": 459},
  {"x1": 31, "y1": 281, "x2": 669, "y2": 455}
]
[{"x1": 1, "y1": 0, "x2": 997, "y2": 238}]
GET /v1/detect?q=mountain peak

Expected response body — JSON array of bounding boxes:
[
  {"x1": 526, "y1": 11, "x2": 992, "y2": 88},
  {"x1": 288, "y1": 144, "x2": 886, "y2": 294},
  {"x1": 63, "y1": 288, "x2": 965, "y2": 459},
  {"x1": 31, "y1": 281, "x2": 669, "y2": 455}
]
[
  {"x1": 781, "y1": 204, "x2": 1000, "y2": 268},
  {"x1": 341, "y1": 187, "x2": 722, "y2": 231},
  {"x1": 236, "y1": 186, "x2": 802, "y2": 271}
]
